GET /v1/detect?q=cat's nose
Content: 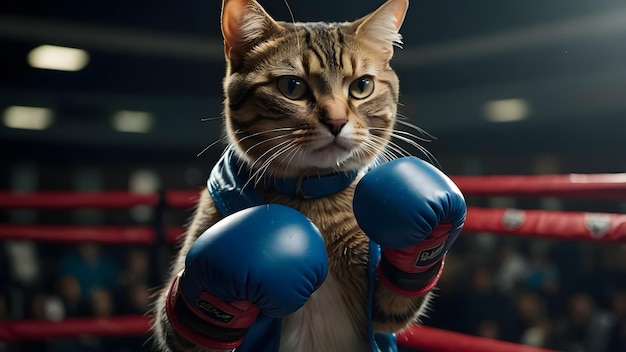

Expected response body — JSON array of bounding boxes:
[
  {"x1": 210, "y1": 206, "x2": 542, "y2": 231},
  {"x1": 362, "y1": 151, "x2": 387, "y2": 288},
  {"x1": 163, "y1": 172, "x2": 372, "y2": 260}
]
[{"x1": 322, "y1": 117, "x2": 347, "y2": 136}]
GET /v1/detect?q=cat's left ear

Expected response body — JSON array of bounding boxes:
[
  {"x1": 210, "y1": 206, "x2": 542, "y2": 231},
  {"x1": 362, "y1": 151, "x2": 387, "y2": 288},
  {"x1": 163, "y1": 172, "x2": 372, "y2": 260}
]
[
  {"x1": 352, "y1": 0, "x2": 408, "y2": 60},
  {"x1": 221, "y1": 0, "x2": 281, "y2": 69}
]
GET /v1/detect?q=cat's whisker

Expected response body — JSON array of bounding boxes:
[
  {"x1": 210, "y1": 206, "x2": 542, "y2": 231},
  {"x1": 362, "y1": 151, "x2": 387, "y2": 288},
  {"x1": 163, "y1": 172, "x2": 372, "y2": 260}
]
[
  {"x1": 248, "y1": 139, "x2": 293, "y2": 171},
  {"x1": 358, "y1": 138, "x2": 396, "y2": 165},
  {"x1": 275, "y1": 144, "x2": 302, "y2": 172},
  {"x1": 366, "y1": 126, "x2": 438, "y2": 165},
  {"x1": 369, "y1": 133, "x2": 430, "y2": 166},
  {"x1": 244, "y1": 134, "x2": 291, "y2": 155},
  {"x1": 367, "y1": 133, "x2": 411, "y2": 159},
  {"x1": 283, "y1": 0, "x2": 301, "y2": 51},
  {"x1": 257, "y1": 145, "x2": 296, "y2": 186},
  {"x1": 238, "y1": 131, "x2": 296, "y2": 171},
  {"x1": 197, "y1": 135, "x2": 228, "y2": 157},
  {"x1": 244, "y1": 140, "x2": 294, "y2": 189},
  {"x1": 369, "y1": 126, "x2": 433, "y2": 143},
  {"x1": 392, "y1": 128, "x2": 434, "y2": 143},
  {"x1": 237, "y1": 127, "x2": 298, "y2": 143},
  {"x1": 251, "y1": 143, "x2": 296, "y2": 188},
  {"x1": 200, "y1": 115, "x2": 223, "y2": 122},
  {"x1": 395, "y1": 120, "x2": 438, "y2": 142},
  {"x1": 386, "y1": 132, "x2": 441, "y2": 168}
]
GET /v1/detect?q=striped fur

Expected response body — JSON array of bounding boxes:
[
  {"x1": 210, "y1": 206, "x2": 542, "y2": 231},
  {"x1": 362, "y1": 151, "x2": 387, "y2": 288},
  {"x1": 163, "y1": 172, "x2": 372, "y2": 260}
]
[{"x1": 151, "y1": 1, "x2": 434, "y2": 351}]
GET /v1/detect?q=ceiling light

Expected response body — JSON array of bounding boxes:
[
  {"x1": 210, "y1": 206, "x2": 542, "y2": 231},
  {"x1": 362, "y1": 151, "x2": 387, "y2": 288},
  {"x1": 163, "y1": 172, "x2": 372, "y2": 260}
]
[
  {"x1": 27, "y1": 45, "x2": 89, "y2": 71},
  {"x1": 483, "y1": 98, "x2": 530, "y2": 123},
  {"x1": 3, "y1": 106, "x2": 53, "y2": 130},
  {"x1": 112, "y1": 110, "x2": 154, "y2": 133}
]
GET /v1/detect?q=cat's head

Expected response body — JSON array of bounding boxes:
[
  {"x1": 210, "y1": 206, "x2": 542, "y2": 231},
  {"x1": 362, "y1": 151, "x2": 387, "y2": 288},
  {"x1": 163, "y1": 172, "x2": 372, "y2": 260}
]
[{"x1": 220, "y1": 0, "x2": 408, "y2": 177}]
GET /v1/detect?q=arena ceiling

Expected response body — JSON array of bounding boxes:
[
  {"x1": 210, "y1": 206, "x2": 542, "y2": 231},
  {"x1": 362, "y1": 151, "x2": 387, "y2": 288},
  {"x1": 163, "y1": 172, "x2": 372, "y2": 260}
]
[{"x1": 1, "y1": 0, "x2": 625, "y2": 163}]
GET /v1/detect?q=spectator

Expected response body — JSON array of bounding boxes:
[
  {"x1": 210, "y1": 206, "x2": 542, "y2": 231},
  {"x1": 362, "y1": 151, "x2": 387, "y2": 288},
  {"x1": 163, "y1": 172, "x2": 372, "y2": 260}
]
[
  {"x1": 123, "y1": 282, "x2": 151, "y2": 315},
  {"x1": 89, "y1": 287, "x2": 115, "y2": 318},
  {"x1": 524, "y1": 252, "x2": 562, "y2": 317},
  {"x1": 476, "y1": 319, "x2": 501, "y2": 340},
  {"x1": 495, "y1": 242, "x2": 530, "y2": 295},
  {"x1": 554, "y1": 292, "x2": 615, "y2": 352},
  {"x1": 514, "y1": 290, "x2": 546, "y2": 337},
  {"x1": 514, "y1": 290, "x2": 554, "y2": 347},
  {"x1": 608, "y1": 290, "x2": 626, "y2": 352},
  {"x1": 463, "y1": 266, "x2": 515, "y2": 341},
  {"x1": 425, "y1": 253, "x2": 467, "y2": 332},
  {"x1": 57, "y1": 243, "x2": 119, "y2": 305},
  {"x1": 56, "y1": 274, "x2": 87, "y2": 317},
  {"x1": 520, "y1": 319, "x2": 553, "y2": 348},
  {"x1": 118, "y1": 248, "x2": 151, "y2": 288}
]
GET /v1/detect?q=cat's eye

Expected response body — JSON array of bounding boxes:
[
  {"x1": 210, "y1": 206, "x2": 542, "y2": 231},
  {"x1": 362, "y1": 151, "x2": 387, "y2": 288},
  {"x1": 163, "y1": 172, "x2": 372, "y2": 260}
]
[
  {"x1": 349, "y1": 76, "x2": 375, "y2": 99},
  {"x1": 277, "y1": 76, "x2": 309, "y2": 100}
]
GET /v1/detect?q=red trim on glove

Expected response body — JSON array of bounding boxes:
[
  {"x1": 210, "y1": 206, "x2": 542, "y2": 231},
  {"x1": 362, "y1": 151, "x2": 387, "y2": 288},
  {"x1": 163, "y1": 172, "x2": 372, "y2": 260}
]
[
  {"x1": 377, "y1": 256, "x2": 446, "y2": 298},
  {"x1": 164, "y1": 272, "x2": 244, "y2": 350},
  {"x1": 190, "y1": 291, "x2": 259, "y2": 329}
]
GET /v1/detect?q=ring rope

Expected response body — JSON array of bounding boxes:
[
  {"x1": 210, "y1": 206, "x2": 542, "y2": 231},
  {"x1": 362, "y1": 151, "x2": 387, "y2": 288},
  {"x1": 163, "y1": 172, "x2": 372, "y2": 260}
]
[
  {"x1": 396, "y1": 324, "x2": 558, "y2": 352},
  {"x1": 1, "y1": 208, "x2": 625, "y2": 244},
  {"x1": 0, "y1": 190, "x2": 200, "y2": 209},
  {"x1": 463, "y1": 207, "x2": 626, "y2": 243},
  {"x1": 452, "y1": 173, "x2": 626, "y2": 199},
  {"x1": 0, "y1": 172, "x2": 624, "y2": 210},
  {"x1": 0, "y1": 316, "x2": 557, "y2": 352},
  {"x1": 0, "y1": 316, "x2": 152, "y2": 342},
  {"x1": 0, "y1": 224, "x2": 185, "y2": 244}
]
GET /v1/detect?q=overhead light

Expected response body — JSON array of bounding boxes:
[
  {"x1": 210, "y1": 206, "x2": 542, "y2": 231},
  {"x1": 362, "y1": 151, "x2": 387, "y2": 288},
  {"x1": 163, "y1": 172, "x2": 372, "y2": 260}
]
[
  {"x1": 483, "y1": 98, "x2": 530, "y2": 123},
  {"x1": 3, "y1": 106, "x2": 54, "y2": 130},
  {"x1": 112, "y1": 110, "x2": 154, "y2": 133},
  {"x1": 28, "y1": 45, "x2": 89, "y2": 71}
]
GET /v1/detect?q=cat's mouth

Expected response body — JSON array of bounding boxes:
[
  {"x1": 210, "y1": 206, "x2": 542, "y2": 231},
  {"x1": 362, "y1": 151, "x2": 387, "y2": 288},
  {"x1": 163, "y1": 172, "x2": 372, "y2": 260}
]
[
  {"x1": 313, "y1": 140, "x2": 349, "y2": 154},
  {"x1": 302, "y1": 137, "x2": 357, "y2": 170}
]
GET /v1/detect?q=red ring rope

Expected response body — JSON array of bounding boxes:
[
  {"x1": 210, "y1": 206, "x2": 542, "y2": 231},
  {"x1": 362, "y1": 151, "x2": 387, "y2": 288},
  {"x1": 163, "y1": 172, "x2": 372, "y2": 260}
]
[
  {"x1": 0, "y1": 190, "x2": 200, "y2": 209},
  {"x1": 0, "y1": 316, "x2": 152, "y2": 342},
  {"x1": 452, "y1": 173, "x2": 626, "y2": 199},
  {"x1": 0, "y1": 316, "x2": 556, "y2": 352},
  {"x1": 463, "y1": 207, "x2": 626, "y2": 242},
  {"x1": 397, "y1": 324, "x2": 558, "y2": 352},
  {"x1": 0, "y1": 173, "x2": 623, "y2": 210},
  {"x1": 1, "y1": 208, "x2": 624, "y2": 244}
]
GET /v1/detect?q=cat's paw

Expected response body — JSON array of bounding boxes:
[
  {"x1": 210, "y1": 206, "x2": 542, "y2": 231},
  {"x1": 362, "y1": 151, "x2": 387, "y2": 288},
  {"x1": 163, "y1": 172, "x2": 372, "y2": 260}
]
[
  {"x1": 353, "y1": 157, "x2": 466, "y2": 297},
  {"x1": 166, "y1": 204, "x2": 328, "y2": 349}
]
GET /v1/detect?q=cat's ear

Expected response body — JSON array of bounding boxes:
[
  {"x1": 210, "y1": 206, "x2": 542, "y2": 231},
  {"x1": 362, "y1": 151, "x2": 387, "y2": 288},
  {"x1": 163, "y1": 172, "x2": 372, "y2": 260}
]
[
  {"x1": 221, "y1": 0, "x2": 279, "y2": 68},
  {"x1": 352, "y1": 0, "x2": 408, "y2": 60}
]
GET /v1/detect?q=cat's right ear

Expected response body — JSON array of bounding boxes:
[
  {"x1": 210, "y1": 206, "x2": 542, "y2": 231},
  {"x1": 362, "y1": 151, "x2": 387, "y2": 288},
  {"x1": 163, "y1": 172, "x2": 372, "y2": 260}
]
[
  {"x1": 221, "y1": 0, "x2": 279, "y2": 69},
  {"x1": 352, "y1": 0, "x2": 408, "y2": 60}
]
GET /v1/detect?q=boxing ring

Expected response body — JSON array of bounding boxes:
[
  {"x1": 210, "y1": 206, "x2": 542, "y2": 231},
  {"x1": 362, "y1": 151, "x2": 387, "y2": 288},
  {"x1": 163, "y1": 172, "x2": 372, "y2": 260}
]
[{"x1": 0, "y1": 173, "x2": 625, "y2": 351}]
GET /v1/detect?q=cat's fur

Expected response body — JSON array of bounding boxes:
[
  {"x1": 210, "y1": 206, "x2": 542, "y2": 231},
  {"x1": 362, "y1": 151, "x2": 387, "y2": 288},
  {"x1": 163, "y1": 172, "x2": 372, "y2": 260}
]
[{"x1": 152, "y1": 0, "x2": 433, "y2": 351}]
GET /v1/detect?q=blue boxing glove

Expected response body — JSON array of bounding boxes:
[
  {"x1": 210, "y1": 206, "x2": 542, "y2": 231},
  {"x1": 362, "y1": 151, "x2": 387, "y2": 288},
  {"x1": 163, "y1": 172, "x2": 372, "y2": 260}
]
[
  {"x1": 353, "y1": 157, "x2": 466, "y2": 297},
  {"x1": 165, "y1": 204, "x2": 328, "y2": 350}
]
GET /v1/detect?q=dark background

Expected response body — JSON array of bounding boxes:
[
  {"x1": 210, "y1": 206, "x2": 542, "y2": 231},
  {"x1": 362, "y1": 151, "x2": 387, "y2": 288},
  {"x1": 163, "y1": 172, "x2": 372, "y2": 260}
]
[{"x1": 1, "y1": 1, "x2": 625, "y2": 351}]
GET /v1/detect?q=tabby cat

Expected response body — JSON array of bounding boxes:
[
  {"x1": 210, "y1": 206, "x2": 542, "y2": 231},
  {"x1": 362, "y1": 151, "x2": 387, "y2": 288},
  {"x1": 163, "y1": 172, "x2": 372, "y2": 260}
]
[{"x1": 152, "y1": 0, "x2": 436, "y2": 351}]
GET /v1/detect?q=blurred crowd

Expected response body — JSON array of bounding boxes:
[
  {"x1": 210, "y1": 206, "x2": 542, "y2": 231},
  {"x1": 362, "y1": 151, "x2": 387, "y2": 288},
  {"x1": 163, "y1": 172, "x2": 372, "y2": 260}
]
[
  {"x1": 426, "y1": 235, "x2": 626, "y2": 352},
  {"x1": 0, "y1": 242, "x2": 157, "y2": 352},
  {"x1": 1, "y1": 234, "x2": 626, "y2": 351}
]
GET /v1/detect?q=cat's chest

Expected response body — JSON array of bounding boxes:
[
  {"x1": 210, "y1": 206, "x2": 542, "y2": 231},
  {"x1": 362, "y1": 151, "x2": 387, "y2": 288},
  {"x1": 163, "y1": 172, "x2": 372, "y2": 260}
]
[
  {"x1": 279, "y1": 274, "x2": 370, "y2": 352},
  {"x1": 264, "y1": 189, "x2": 372, "y2": 351}
]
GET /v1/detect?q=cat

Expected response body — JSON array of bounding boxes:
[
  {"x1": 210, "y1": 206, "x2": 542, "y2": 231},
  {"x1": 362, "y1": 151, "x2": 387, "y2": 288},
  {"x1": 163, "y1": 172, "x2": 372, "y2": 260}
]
[{"x1": 151, "y1": 0, "x2": 435, "y2": 351}]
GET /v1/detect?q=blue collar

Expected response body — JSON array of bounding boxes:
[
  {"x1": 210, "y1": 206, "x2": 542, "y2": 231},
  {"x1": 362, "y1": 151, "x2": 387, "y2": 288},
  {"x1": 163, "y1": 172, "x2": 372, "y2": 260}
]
[{"x1": 208, "y1": 146, "x2": 360, "y2": 216}]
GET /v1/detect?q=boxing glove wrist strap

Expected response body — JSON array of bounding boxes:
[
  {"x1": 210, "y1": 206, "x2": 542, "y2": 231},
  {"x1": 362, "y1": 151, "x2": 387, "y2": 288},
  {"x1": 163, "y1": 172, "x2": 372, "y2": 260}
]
[
  {"x1": 377, "y1": 254, "x2": 445, "y2": 298},
  {"x1": 165, "y1": 273, "x2": 253, "y2": 350}
]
